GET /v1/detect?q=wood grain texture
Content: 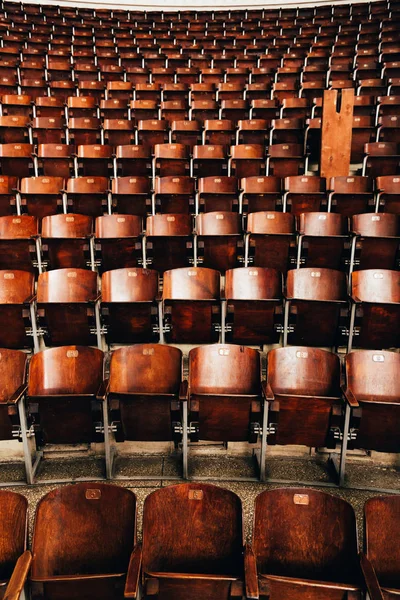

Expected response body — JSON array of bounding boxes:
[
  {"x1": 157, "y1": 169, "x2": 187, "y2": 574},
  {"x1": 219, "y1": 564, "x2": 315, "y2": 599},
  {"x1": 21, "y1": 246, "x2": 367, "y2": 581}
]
[{"x1": 320, "y1": 89, "x2": 354, "y2": 179}]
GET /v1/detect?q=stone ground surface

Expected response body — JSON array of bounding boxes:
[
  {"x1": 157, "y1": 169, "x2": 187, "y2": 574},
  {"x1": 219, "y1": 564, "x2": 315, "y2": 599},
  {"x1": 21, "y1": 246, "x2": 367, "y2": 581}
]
[{"x1": 0, "y1": 453, "x2": 398, "y2": 545}]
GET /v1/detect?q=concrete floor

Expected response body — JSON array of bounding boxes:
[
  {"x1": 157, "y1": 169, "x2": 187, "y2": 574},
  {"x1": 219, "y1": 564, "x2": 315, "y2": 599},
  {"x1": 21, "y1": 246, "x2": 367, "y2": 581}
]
[{"x1": 1, "y1": 452, "x2": 398, "y2": 546}]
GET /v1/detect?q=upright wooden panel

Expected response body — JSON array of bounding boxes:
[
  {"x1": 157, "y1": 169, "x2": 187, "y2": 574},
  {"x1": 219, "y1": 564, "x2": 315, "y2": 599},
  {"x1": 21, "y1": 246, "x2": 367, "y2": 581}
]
[{"x1": 320, "y1": 89, "x2": 354, "y2": 179}]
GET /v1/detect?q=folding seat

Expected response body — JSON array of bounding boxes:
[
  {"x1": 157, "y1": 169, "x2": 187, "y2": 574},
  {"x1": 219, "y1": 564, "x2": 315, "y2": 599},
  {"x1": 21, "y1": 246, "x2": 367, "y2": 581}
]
[
  {"x1": 20, "y1": 78, "x2": 47, "y2": 101},
  {"x1": 134, "y1": 83, "x2": 162, "y2": 102},
  {"x1": 0, "y1": 175, "x2": 19, "y2": 216},
  {"x1": 170, "y1": 120, "x2": 201, "y2": 149},
  {"x1": 67, "y1": 117, "x2": 101, "y2": 146},
  {"x1": 66, "y1": 177, "x2": 109, "y2": 217},
  {"x1": 350, "y1": 116, "x2": 376, "y2": 164},
  {"x1": 219, "y1": 100, "x2": 249, "y2": 123},
  {"x1": 375, "y1": 96, "x2": 400, "y2": 123},
  {"x1": 0, "y1": 215, "x2": 40, "y2": 272},
  {"x1": 145, "y1": 214, "x2": 193, "y2": 272},
  {"x1": 114, "y1": 145, "x2": 152, "y2": 178},
  {"x1": 196, "y1": 176, "x2": 238, "y2": 213},
  {"x1": 192, "y1": 145, "x2": 228, "y2": 178},
  {"x1": 272, "y1": 82, "x2": 299, "y2": 102},
  {"x1": 49, "y1": 80, "x2": 76, "y2": 102},
  {"x1": 240, "y1": 176, "x2": 282, "y2": 214},
  {"x1": 283, "y1": 175, "x2": 327, "y2": 214},
  {"x1": 0, "y1": 490, "x2": 30, "y2": 593},
  {"x1": 19, "y1": 176, "x2": 64, "y2": 219},
  {"x1": 195, "y1": 212, "x2": 243, "y2": 272},
  {"x1": 29, "y1": 116, "x2": 66, "y2": 146},
  {"x1": 0, "y1": 76, "x2": 18, "y2": 98},
  {"x1": 162, "y1": 267, "x2": 221, "y2": 344},
  {"x1": 349, "y1": 213, "x2": 400, "y2": 272},
  {"x1": 0, "y1": 269, "x2": 36, "y2": 350},
  {"x1": 377, "y1": 115, "x2": 400, "y2": 146},
  {"x1": 101, "y1": 267, "x2": 159, "y2": 345},
  {"x1": 103, "y1": 344, "x2": 186, "y2": 476},
  {"x1": 189, "y1": 83, "x2": 216, "y2": 102},
  {"x1": 251, "y1": 488, "x2": 362, "y2": 599},
  {"x1": 137, "y1": 483, "x2": 251, "y2": 597},
  {"x1": 0, "y1": 116, "x2": 30, "y2": 144},
  {"x1": 36, "y1": 269, "x2": 101, "y2": 347},
  {"x1": 75, "y1": 145, "x2": 113, "y2": 178},
  {"x1": 0, "y1": 95, "x2": 32, "y2": 117},
  {"x1": 35, "y1": 144, "x2": 74, "y2": 178},
  {"x1": 73, "y1": 63, "x2": 99, "y2": 84},
  {"x1": 297, "y1": 212, "x2": 349, "y2": 270},
  {"x1": 348, "y1": 269, "x2": 400, "y2": 351},
  {"x1": 136, "y1": 120, "x2": 169, "y2": 148},
  {"x1": 101, "y1": 119, "x2": 134, "y2": 147},
  {"x1": 66, "y1": 96, "x2": 98, "y2": 119},
  {"x1": 41, "y1": 213, "x2": 93, "y2": 270},
  {"x1": 236, "y1": 119, "x2": 269, "y2": 146},
  {"x1": 153, "y1": 143, "x2": 190, "y2": 179},
  {"x1": 153, "y1": 176, "x2": 195, "y2": 214},
  {"x1": 351, "y1": 95, "x2": 376, "y2": 118},
  {"x1": 94, "y1": 214, "x2": 142, "y2": 273},
  {"x1": 228, "y1": 144, "x2": 265, "y2": 179},
  {"x1": 363, "y1": 142, "x2": 400, "y2": 178},
  {"x1": 266, "y1": 144, "x2": 305, "y2": 178},
  {"x1": 245, "y1": 212, "x2": 295, "y2": 273},
  {"x1": 244, "y1": 84, "x2": 271, "y2": 102},
  {"x1": 47, "y1": 58, "x2": 73, "y2": 83},
  {"x1": 224, "y1": 266, "x2": 283, "y2": 345},
  {"x1": 357, "y1": 78, "x2": 387, "y2": 98},
  {"x1": 388, "y1": 78, "x2": 400, "y2": 96},
  {"x1": 190, "y1": 100, "x2": 219, "y2": 123},
  {"x1": 110, "y1": 176, "x2": 150, "y2": 217},
  {"x1": 159, "y1": 100, "x2": 187, "y2": 124},
  {"x1": 199, "y1": 119, "x2": 234, "y2": 148},
  {"x1": 376, "y1": 175, "x2": 400, "y2": 213},
  {"x1": 284, "y1": 267, "x2": 348, "y2": 347},
  {"x1": 328, "y1": 176, "x2": 375, "y2": 216},
  {"x1": 129, "y1": 100, "x2": 158, "y2": 123},
  {"x1": 269, "y1": 117, "x2": 305, "y2": 148},
  {"x1": 106, "y1": 81, "x2": 134, "y2": 101}
]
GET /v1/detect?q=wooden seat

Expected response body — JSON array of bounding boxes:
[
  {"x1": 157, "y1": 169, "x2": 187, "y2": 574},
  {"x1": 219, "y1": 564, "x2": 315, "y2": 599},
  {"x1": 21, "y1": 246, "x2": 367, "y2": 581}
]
[
  {"x1": 153, "y1": 144, "x2": 190, "y2": 178},
  {"x1": 66, "y1": 176, "x2": 109, "y2": 217},
  {"x1": 267, "y1": 143, "x2": 305, "y2": 178},
  {"x1": 203, "y1": 120, "x2": 236, "y2": 148},
  {"x1": 162, "y1": 267, "x2": 221, "y2": 344},
  {"x1": 0, "y1": 350, "x2": 28, "y2": 450},
  {"x1": 0, "y1": 270, "x2": 36, "y2": 350},
  {"x1": 0, "y1": 176, "x2": 19, "y2": 217},
  {"x1": 362, "y1": 495, "x2": 400, "y2": 600},
  {"x1": 139, "y1": 483, "x2": 249, "y2": 600},
  {"x1": 0, "y1": 215, "x2": 39, "y2": 272},
  {"x1": 197, "y1": 176, "x2": 239, "y2": 213},
  {"x1": 115, "y1": 145, "x2": 152, "y2": 178},
  {"x1": 36, "y1": 269, "x2": 101, "y2": 347},
  {"x1": 350, "y1": 213, "x2": 400, "y2": 271},
  {"x1": 0, "y1": 116, "x2": 30, "y2": 144},
  {"x1": 67, "y1": 117, "x2": 101, "y2": 146},
  {"x1": 224, "y1": 267, "x2": 283, "y2": 345},
  {"x1": 66, "y1": 96, "x2": 97, "y2": 119},
  {"x1": 195, "y1": 211, "x2": 243, "y2": 272},
  {"x1": 376, "y1": 175, "x2": 400, "y2": 213},
  {"x1": 251, "y1": 488, "x2": 361, "y2": 599},
  {"x1": 19, "y1": 176, "x2": 64, "y2": 219},
  {"x1": 101, "y1": 268, "x2": 159, "y2": 345},
  {"x1": 0, "y1": 144, "x2": 34, "y2": 178},
  {"x1": 35, "y1": 144, "x2": 74, "y2": 179},
  {"x1": 285, "y1": 268, "x2": 348, "y2": 347},
  {"x1": 170, "y1": 120, "x2": 202, "y2": 150},
  {"x1": 137, "y1": 120, "x2": 169, "y2": 148},
  {"x1": 297, "y1": 212, "x2": 349, "y2": 270},
  {"x1": 228, "y1": 144, "x2": 265, "y2": 178},
  {"x1": 237, "y1": 119, "x2": 269, "y2": 146},
  {"x1": 75, "y1": 144, "x2": 113, "y2": 177},
  {"x1": 153, "y1": 176, "x2": 195, "y2": 214},
  {"x1": 344, "y1": 350, "x2": 400, "y2": 455},
  {"x1": 145, "y1": 214, "x2": 193, "y2": 273},
  {"x1": 283, "y1": 175, "x2": 327, "y2": 214},
  {"x1": 246, "y1": 211, "x2": 296, "y2": 273},
  {"x1": 240, "y1": 176, "x2": 282, "y2": 213},
  {"x1": 41, "y1": 214, "x2": 93, "y2": 270},
  {"x1": 30, "y1": 117, "x2": 66, "y2": 145},
  {"x1": 102, "y1": 119, "x2": 134, "y2": 147},
  {"x1": 328, "y1": 176, "x2": 375, "y2": 216},
  {"x1": 94, "y1": 215, "x2": 142, "y2": 273},
  {"x1": 129, "y1": 100, "x2": 159, "y2": 123},
  {"x1": 349, "y1": 269, "x2": 400, "y2": 350},
  {"x1": 30, "y1": 483, "x2": 137, "y2": 600},
  {"x1": 0, "y1": 491, "x2": 30, "y2": 598},
  {"x1": 362, "y1": 142, "x2": 400, "y2": 178},
  {"x1": 110, "y1": 176, "x2": 151, "y2": 216}
]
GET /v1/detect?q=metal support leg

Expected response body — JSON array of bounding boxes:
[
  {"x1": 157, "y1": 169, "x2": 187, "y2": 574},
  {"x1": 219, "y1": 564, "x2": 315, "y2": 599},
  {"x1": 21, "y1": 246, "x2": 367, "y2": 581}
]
[
  {"x1": 221, "y1": 299, "x2": 226, "y2": 344},
  {"x1": 142, "y1": 235, "x2": 147, "y2": 269},
  {"x1": 244, "y1": 233, "x2": 250, "y2": 267},
  {"x1": 347, "y1": 302, "x2": 356, "y2": 353},
  {"x1": 102, "y1": 399, "x2": 114, "y2": 479},
  {"x1": 18, "y1": 398, "x2": 34, "y2": 485},
  {"x1": 296, "y1": 235, "x2": 303, "y2": 268},
  {"x1": 89, "y1": 237, "x2": 96, "y2": 271},
  {"x1": 94, "y1": 299, "x2": 103, "y2": 350},
  {"x1": 30, "y1": 302, "x2": 40, "y2": 353},
  {"x1": 35, "y1": 238, "x2": 43, "y2": 273},
  {"x1": 158, "y1": 300, "x2": 164, "y2": 344},
  {"x1": 259, "y1": 399, "x2": 268, "y2": 482},
  {"x1": 182, "y1": 400, "x2": 189, "y2": 480},
  {"x1": 338, "y1": 402, "x2": 351, "y2": 487},
  {"x1": 283, "y1": 300, "x2": 290, "y2": 347}
]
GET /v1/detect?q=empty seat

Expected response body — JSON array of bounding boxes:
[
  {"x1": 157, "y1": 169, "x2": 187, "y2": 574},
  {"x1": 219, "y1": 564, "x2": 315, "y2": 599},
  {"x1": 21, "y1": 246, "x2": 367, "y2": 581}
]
[
  {"x1": 0, "y1": 491, "x2": 30, "y2": 596},
  {"x1": 283, "y1": 175, "x2": 327, "y2": 214},
  {"x1": 115, "y1": 145, "x2": 152, "y2": 178},
  {"x1": 111, "y1": 176, "x2": 151, "y2": 216},
  {"x1": 102, "y1": 119, "x2": 134, "y2": 147},
  {"x1": 139, "y1": 483, "x2": 248, "y2": 599},
  {"x1": 153, "y1": 176, "x2": 195, "y2": 214},
  {"x1": 153, "y1": 143, "x2": 190, "y2": 178},
  {"x1": 30, "y1": 482, "x2": 137, "y2": 598},
  {"x1": 95, "y1": 215, "x2": 142, "y2": 273},
  {"x1": 297, "y1": 212, "x2": 349, "y2": 269},
  {"x1": 328, "y1": 176, "x2": 375, "y2": 216},
  {"x1": 246, "y1": 212, "x2": 296, "y2": 273},
  {"x1": 0, "y1": 116, "x2": 30, "y2": 144},
  {"x1": 35, "y1": 144, "x2": 74, "y2": 178},
  {"x1": 0, "y1": 352, "x2": 28, "y2": 450},
  {"x1": 67, "y1": 117, "x2": 101, "y2": 145},
  {"x1": 377, "y1": 115, "x2": 400, "y2": 146},
  {"x1": 0, "y1": 175, "x2": 19, "y2": 216},
  {"x1": 162, "y1": 267, "x2": 221, "y2": 344},
  {"x1": 66, "y1": 96, "x2": 98, "y2": 118},
  {"x1": 284, "y1": 268, "x2": 348, "y2": 347},
  {"x1": 376, "y1": 175, "x2": 400, "y2": 213},
  {"x1": 237, "y1": 119, "x2": 269, "y2": 146},
  {"x1": 0, "y1": 215, "x2": 39, "y2": 272},
  {"x1": 251, "y1": 488, "x2": 361, "y2": 599},
  {"x1": 129, "y1": 100, "x2": 159, "y2": 123},
  {"x1": 344, "y1": 351, "x2": 400, "y2": 455},
  {"x1": 19, "y1": 176, "x2": 64, "y2": 219},
  {"x1": 267, "y1": 144, "x2": 305, "y2": 177},
  {"x1": 196, "y1": 211, "x2": 243, "y2": 272},
  {"x1": 350, "y1": 213, "x2": 400, "y2": 271},
  {"x1": 145, "y1": 214, "x2": 193, "y2": 272},
  {"x1": 36, "y1": 269, "x2": 101, "y2": 347},
  {"x1": 349, "y1": 269, "x2": 400, "y2": 350},
  {"x1": 363, "y1": 142, "x2": 400, "y2": 178},
  {"x1": 75, "y1": 144, "x2": 113, "y2": 177},
  {"x1": 66, "y1": 176, "x2": 108, "y2": 217},
  {"x1": 170, "y1": 120, "x2": 202, "y2": 149},
  {"x1": 101, "y1": 267, "x2": 159, "y2": 345},
  {"x1": 35, "y1": 97, "x2": 66, "y2": 119},
  {"x1": 203, "y1": 119, "x2": 236, "y2": 147},
  {"x1": 240, "y1": 176, "x2": 282, "y2": 213},
  {"x1": 0, "y1": 144, "x2": 34, "y2": 178},
  {"x1": 105, "y1": 344, "x2": 185, "y2": 474},
  {"x1": 30, "y1": 117, "x2": 66, "y2": 145},
  {"x1": 270, "y1": 117, "x2": 305, "y2": 146},
  {"x1": 41, "y1": 213, "x2": 93, "y2": 270},
  {"x1": 228, "y1": 144, "x2": 265, "y2": 178},
  {"x1": 0, "y1": 270, "x2": 36, "y2": 350},
  {"x1": 137, "y1": 119, "x2": 169, "y2": 148},
  {"x1": 224, "y1": 267, "x2": 283, "y2": 345},
  {"x1": 1, "y1": 95, "x2": 32, "y2": 117},
  {"x1": 192, "y1": 145, "x2": 228, "y2": 178}
]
